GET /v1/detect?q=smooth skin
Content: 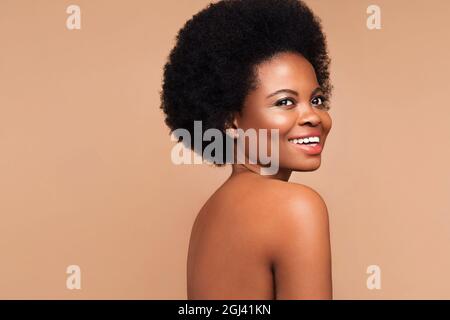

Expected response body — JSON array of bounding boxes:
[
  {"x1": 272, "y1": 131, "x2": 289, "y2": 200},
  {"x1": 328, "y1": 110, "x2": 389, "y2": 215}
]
[{"x1": 187, "y1": 52, "x2": 333, "y2": 299}]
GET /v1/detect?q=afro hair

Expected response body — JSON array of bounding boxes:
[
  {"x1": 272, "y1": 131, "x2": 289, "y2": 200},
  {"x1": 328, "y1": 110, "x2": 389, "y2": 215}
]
[{"x1": 159, "y1": 0, "x2": 332, "y2": 165}]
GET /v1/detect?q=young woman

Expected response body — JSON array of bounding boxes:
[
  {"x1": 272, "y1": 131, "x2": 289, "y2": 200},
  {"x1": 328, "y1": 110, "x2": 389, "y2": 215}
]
[{"x1": 160, "y1": 0, "x2": 333, "y2": 299}]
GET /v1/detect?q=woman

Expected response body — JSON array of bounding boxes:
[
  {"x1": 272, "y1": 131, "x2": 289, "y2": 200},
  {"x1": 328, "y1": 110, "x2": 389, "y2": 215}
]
[{"x1": 160, "y1": 0, "x2": 333, "y2": 299}]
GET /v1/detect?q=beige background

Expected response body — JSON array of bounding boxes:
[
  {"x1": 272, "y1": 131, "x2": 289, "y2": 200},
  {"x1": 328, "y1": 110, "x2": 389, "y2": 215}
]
[{"x1": 0, "y1": 0, "x2": 449, "y2": 299}]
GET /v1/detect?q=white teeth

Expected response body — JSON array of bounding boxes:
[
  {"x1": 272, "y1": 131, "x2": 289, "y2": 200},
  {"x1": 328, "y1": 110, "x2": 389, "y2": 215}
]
[{"x1": 289, "y1": 136, "x2": 320, "y2": 145}]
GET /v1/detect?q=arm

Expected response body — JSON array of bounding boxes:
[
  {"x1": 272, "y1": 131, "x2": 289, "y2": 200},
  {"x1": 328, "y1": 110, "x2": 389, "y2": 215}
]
[{"x1": 269, "y1": 185, "x2": 332, "y2": 299}]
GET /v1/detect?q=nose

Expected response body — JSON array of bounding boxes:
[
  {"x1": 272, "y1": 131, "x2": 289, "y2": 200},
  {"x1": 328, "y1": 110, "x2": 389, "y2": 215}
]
[{"x1": 296, "y1": 103, "x2": 321, "y2": 127}]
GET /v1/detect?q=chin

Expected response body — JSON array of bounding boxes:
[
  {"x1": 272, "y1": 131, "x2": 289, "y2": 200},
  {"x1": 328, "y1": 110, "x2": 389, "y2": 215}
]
[{"x1": 290, "y1": 159, "x2": 322, "y2": 172}]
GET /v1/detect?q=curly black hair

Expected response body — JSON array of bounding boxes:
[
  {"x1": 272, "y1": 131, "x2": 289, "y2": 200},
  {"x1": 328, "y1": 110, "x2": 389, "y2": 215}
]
[{"x1": 159, "y1": 0, "x2": 332, "y2": 165}]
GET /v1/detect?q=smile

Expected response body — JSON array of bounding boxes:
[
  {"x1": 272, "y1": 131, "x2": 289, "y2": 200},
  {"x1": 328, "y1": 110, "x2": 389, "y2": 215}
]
[
  {"x1": 288, "y1": 136, "x2": 323, "y2": 155},
  {"x1": 288, "y1": 136, "x2": 320, "y2": 145}
]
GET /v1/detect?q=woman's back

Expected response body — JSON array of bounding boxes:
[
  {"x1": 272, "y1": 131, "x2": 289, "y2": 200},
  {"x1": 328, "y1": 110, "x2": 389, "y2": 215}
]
[
  {"x1": 187, "y1": 172, "x2": 276, "y2": 299},
  {"x1": 187, "y1": 171, "x2": 332, "y2": 300}
]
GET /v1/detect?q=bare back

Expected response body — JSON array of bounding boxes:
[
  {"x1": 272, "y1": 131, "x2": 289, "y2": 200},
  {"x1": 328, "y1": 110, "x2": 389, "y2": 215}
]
[
  {"x1": 187, "y1": 172, "x2": 276, "y2": 299},
  {"x1": 186, "y1": 170, "x2": 332, "y2": 300}
]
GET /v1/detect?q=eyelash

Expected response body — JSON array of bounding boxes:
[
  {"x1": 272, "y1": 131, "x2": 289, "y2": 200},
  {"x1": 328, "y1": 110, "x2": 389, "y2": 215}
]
[{"x1": 275, "y1": 95, "x2": 330, "y2": 111}]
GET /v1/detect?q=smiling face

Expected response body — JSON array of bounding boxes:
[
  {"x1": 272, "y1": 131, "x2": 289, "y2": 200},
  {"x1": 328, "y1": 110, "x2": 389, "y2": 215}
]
[{"x1": 234, "y1": 51, "x2": 332, "y2": 174}]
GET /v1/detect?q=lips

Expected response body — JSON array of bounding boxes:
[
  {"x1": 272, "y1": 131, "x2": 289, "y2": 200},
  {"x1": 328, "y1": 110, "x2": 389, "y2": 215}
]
[
  {"x1": 289, "y1": 141, "x2": 323, "y2": 155},
  {"x1": 287, "y1": 130, "x2": 322, "y2": 141},
  {"x1": 287, "y1": 131, "x2": 323, "y2": 155}
]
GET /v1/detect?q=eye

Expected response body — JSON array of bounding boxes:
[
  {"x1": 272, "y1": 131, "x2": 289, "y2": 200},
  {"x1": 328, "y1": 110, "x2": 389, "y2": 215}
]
[
  {"x1": 275, "y1": 98, "x2": 295, "y2": 107},
  {"x1": 311, "y1": 95, "x2": 330, "y2": 110}
]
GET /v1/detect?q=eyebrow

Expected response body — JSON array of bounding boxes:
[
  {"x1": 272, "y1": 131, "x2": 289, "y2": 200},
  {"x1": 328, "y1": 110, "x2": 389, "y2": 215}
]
[{"x1": 266, "y1": 87, "x2": 323, "y2": 99}]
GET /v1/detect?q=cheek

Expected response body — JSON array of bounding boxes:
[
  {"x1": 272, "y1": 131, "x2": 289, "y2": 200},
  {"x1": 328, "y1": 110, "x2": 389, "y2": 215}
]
[
  {"x1": 321, "y1": 112, "x2": 332, "y2": 134},
  {"x1": 238, "y1": 106, "x2": 297, "y2": 138},
  {"x1": 258, "y1": 112, "x2": 297, "y2": 136}
]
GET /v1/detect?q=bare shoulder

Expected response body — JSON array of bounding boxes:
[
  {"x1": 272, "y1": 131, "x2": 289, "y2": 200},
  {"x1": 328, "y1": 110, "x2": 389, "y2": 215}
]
[
  {"x1": 219, "y1": 177, "x2": 330, "y2": 251},
  {"x1": 254, "y1": 180, "x2": 330, "y2": 253},
  {"x1": 218, "y1": 176, "x2": 329, "y2": 229},
  {"x1": 232, "y1": 177, "x2": 329, "y2": 221},
  {"x1": 252, "y1": 179, "x2": 333, "y2": 299},
  {"x1": 270, "y1": 180, "x2": 329, "y2": 228},
  {"x1": 191, "y1": 175, "x2": 332, "y2": 299},
  {"x1": 224, "y1": 174, "x2": 327, "y2": 207},
  {"x1": 202, "y1": 177, "x2": 329, "y2": 250}
]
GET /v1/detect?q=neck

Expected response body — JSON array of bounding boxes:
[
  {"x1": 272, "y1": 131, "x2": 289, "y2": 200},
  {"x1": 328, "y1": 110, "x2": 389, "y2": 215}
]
[{"x1": 230, "y1": 163, "x2": 292, "y2": 182}]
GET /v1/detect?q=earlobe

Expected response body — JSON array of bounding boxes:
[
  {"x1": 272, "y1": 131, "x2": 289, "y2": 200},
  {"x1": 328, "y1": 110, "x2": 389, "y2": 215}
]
[{"x1": 224, "y1": 113, "x2": 241, "y2": 139}]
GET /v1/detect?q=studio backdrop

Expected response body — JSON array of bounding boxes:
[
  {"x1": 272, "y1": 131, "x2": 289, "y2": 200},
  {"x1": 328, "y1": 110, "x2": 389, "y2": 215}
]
[{"x1": 0, "y1": 0, "x2": 449, "y2": 299}]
